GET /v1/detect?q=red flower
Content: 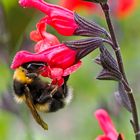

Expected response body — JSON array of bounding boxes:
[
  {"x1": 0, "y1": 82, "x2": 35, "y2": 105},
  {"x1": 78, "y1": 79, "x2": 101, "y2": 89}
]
[
  {"x1": 11, "y1": 44, "x2": 81, "y2": 86},
  {"x1": 110, "y1": 0, "x2": 137, "y2": 18},
  {"x1": 19, "y1": 0, "x2": 78, "y2": 36},
  {"x1": 59, "y1": 0, "x2": 137, "y2": 18},
  {"x1": 30, "y1": 18, "x2": 60, "y2": 52},
  {"x1": 59, "y1": 0, "x2": 96, "y2": 12},
  {"x1": 94, "y1": 109, "x2": 124, "y2": 140}
]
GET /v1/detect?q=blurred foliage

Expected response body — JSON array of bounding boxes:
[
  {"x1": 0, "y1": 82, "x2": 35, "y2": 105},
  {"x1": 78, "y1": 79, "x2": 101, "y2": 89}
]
[{"x1": 0, "y1": 0, "x2": 140, "y2": 140}]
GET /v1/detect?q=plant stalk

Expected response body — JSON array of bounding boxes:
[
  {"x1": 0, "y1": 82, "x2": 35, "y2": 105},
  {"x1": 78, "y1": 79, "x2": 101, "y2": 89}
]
[{"x1": 100, "y1": 3, "x2": 140, "y2": 140}]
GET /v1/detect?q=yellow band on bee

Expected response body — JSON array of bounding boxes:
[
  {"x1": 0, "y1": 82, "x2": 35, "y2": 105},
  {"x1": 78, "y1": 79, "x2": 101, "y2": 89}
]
[{"x1": 13, "y1": 67, "x2": 32, "y2": 84}]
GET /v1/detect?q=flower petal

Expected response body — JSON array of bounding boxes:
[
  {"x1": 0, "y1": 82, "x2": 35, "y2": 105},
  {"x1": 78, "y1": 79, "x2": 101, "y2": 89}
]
[
  {"x1": 11, "y1": 44, "x2": 78, "y2": 70},
  {"x1": 96, "y1": 135, "x2": 111, "y2": 140},
  {"x1": 95, "y1": 109, "x2": 118, "y2": 140},
  {"x1": 30, "y1": 18, "x2": 47, "y2": 42},
  {"x1": 63, "y1": 61, "x2": 82, "y2": 76},
  {"x1": 47, "y1": 48, "x2": 77, "y2": 69},
  {"x1": 34, "y1": 36, "x2": 60, "y2": 53},
  {"x1": 10, "y1": 50, "x2": 48, "y2": 69},
  {"x1": 41, "y1": 66, "x2": 64, "y2": 86},
  {"x1": 49, "y1": 67, "x2": 64, "y2": 79}
]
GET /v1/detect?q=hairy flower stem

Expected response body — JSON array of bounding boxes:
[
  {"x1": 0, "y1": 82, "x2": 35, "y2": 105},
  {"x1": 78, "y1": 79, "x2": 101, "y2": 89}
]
[{"x1": 100, "y1": 3, "x2": 140, "y2": 140}]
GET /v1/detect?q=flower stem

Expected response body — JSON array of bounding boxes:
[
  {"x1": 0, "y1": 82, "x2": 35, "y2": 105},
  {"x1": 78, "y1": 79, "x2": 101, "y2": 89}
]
[{"x1": 100, "y1": 3, "x2": 140, "y2": 140}]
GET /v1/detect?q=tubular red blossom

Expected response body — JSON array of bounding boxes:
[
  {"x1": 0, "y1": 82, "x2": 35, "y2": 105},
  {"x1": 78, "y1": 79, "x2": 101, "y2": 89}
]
[
  {"x1": 10, "y1": 44, "x2": 81, "y2": 86},
  {"x1": 19, "y1": 0, "x2": 78, "y2": 36},
  {"x1": 94, "y1": 109, "x2": 124, "y2": 140},
  {"x1": 11, "y1": 44, "x2": 77, "y2": 69}
]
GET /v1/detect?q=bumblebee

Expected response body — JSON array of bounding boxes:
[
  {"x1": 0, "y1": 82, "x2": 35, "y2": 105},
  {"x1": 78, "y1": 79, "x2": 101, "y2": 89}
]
[{"x1": 13, "y1": 62, "x2": 72, "y2": 129}]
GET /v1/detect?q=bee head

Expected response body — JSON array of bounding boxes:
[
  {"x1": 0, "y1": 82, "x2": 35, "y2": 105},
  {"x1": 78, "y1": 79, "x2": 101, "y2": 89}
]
[
  {"x1": 13, "y1": 62, "x2": 46, "y2": 83},
  {"x1": 13, "y1": 67, "x2": 33, "y2": 84},
  {"x1": 22, "y1": 62, "x2": 46, "y2": 74}
]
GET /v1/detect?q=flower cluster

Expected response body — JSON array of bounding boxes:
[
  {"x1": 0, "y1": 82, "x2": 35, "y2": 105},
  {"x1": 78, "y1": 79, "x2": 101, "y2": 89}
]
[
  {"x1": 11, "y1": 18, "x2": 81, "y2": 86},
  {"x1": 11, "y1": 0, "x2": 103, "y2": 86},
  {"x1": 11, "y1": 0, "x2": 77, "y2": 86}
]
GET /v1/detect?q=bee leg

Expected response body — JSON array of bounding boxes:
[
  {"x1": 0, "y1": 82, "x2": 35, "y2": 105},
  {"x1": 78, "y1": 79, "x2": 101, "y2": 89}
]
[
  {"x1": 36, "y1": 76, "x2": 70, "y2": 112},
  {"x1": 36, "y1": 85, "x2": 66, "y2": 112},
  {"x1": 37, "y1": 84, "x2": 59, "y2": 103},
  {"x1": 48, "y1": 75, "x2": 70, "y2": 97},
  {"x1": 37, "y1": 85, "x2": 61, "y2": 103},
  {"x1": 39, "y1": 75, "x2": 70, "y2": 102},
  {"x1": 49, "y1": 85, "x2": 58, "y2": 96},
  {"x1": 37, "y1": 89, "x2": 52, "y2": 104}
]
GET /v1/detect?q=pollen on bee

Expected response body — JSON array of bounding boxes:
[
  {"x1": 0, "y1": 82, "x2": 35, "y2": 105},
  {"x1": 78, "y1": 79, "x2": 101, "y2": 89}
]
[{"x1": 35, "y1": 103, "x2": 50, "y2": 112}]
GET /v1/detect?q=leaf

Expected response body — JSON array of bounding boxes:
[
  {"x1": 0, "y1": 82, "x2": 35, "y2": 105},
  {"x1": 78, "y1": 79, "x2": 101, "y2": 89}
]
[
  {"x1": 114, "y1": 82, "x2": 132, "y2": 112},
  {"x1": 74, "y1": 13, "x2": 110, "y2": 38}
]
